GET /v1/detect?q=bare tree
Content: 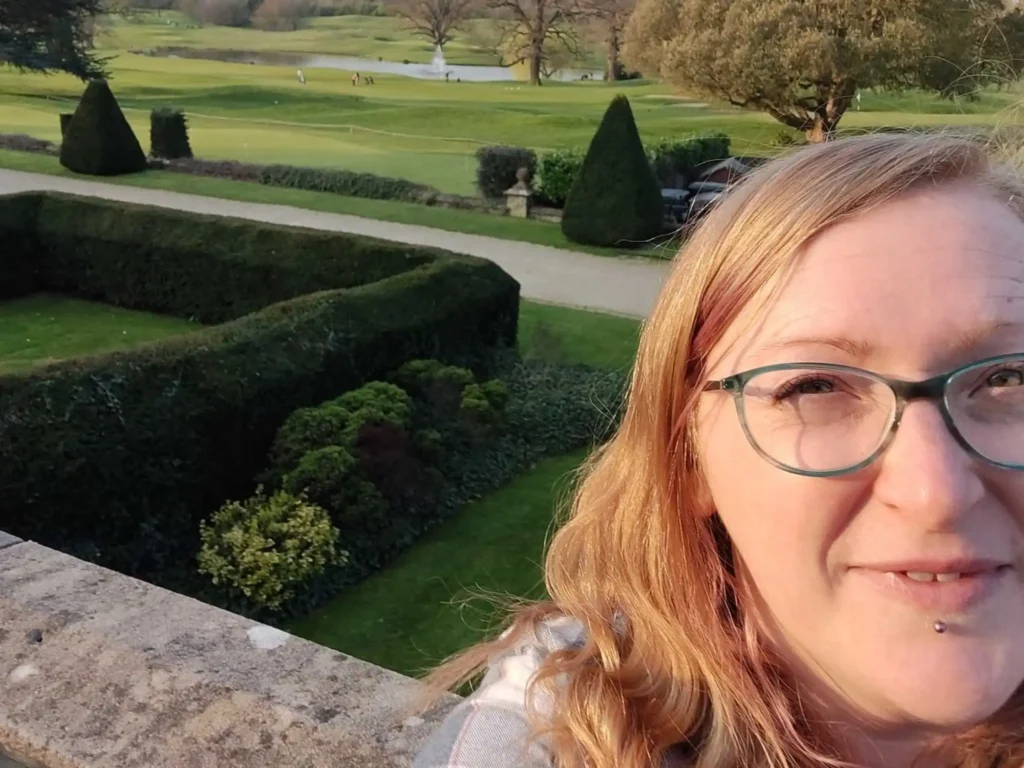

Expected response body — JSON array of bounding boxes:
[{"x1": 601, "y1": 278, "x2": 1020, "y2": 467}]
[
  {"x1": 388, "y1": 0, "x2": 475, "y2": 51},
  {"x1": 579, "y1": 0, "x2": 633, "y2": 80},
  {"x1": 488, "y1": 0, "x2": 583, "y2": 85},
  {"x1": 177, "y1": 0, "x2": 253, "y2": 26},
  {"x1": 252, "y1": 0, "x2": 315, "y2": 30}
]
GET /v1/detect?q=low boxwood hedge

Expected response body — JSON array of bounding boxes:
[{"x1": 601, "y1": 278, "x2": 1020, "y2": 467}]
[{"x1": 0, "y1": 192, "x2": 519, "y2": 578}]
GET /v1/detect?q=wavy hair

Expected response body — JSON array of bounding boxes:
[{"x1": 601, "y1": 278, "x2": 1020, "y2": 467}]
[{"x1": 421, "y1": 133, "x2": 1024, "y2": 768}]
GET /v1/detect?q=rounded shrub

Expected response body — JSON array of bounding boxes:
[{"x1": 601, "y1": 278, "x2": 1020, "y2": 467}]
[
  {"x1": 561, "y1": 95, "x2": 664, "y2": 247},
  {"x1": 330, "y1": 381, "x2": 412, "y2": 428},
  {"x1": 282, "y1": 445, "x2": 388, "y2": 528},
  {"x1": 536, "y1": 147, "x2": 586, "y2": 208},
  {"x1": 59, "y1": 80, "x2": 147, "y2": 176},
  {"x1": 197, "y1": 487, "x2": 343, "y2": 611},
  {"x1": 269, "y1": 404, "x2": 351, "y2": 477}
]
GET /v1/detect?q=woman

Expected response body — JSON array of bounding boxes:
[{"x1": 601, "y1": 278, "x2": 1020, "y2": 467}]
[{"x1": 415, "y1": 133, "x2": 1024, "y2": 768}]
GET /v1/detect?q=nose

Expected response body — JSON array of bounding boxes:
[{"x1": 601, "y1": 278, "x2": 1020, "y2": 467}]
[{"x1": 872, "y1": 400, "x2": 985, "y2": 527}]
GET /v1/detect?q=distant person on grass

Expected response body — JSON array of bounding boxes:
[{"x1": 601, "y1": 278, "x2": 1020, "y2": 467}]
[
  {"x1": 413, "y1": 133, "x2": 1024, "y2": 767},
  {"x1": 351, "y1": 72, "x2": 359, "y2": 86},
  {"x1": 296, "y1": 69, "x2": 305, "y2": 85}
]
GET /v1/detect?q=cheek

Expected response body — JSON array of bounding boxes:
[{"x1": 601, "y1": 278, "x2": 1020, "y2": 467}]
[{"x1": 699, "y1": 405, "x2": 867, "y2": 603}]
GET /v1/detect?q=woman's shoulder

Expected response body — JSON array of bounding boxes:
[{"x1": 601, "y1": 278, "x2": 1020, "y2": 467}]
[{"x1": 413, "y1": 616, "x2": 585, "y2": 768}]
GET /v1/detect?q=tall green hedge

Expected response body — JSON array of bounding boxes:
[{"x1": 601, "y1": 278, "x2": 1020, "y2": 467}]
[
  {"x1": 150, "y1": 107, "x2": 193, "y2": 160},
  {"x1": 32, "y1": 195, "x2": 435, "y2": 323},
  {"x1": 0, "y1": 193, "x2": 519, "y2": 578}
]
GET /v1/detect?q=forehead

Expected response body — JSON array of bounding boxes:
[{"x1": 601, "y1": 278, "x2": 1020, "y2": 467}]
[{"x1": 712, "y1": 184, "x2": 1024, "y2": 374}]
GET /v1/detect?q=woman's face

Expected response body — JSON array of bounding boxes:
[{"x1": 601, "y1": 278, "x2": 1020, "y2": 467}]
[{"x1": 696, "y1": 184, "x2": 1024, "y2": 746}]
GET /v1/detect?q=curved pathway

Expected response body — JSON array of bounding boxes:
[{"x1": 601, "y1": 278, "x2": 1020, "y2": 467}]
[{"x1": 0, "y1": 169, "x2": 671, "y2": 318}]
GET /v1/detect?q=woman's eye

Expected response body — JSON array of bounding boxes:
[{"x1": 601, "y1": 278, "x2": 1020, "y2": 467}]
[
  {"x1": 986, "y1": 369, "x2": 1024, "y2": 388},
  {"x1": 776, "y1": 378, "x2": 836, "y2": 398}
]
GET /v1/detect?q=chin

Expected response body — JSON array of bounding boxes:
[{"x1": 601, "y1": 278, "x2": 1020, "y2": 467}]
[
  {"x1": 873, "y1": 651, "x2": 1021, "y2": 729},
  {"x1": 890, "y1": 692, "x2": 1010, "y2": 730}
]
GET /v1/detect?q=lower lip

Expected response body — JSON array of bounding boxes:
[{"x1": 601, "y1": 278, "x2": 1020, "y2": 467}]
[{"x1": 850, "y1": 568, "x2": 1010, "y2": 614}]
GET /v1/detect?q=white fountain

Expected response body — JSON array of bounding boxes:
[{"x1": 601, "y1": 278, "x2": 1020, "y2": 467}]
[{"x1": 431, "y1": 44, "x2": 446, "y2": 76}]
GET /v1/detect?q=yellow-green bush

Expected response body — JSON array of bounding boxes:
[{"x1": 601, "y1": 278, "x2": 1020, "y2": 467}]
[{"x1": 198, "y1": 488, "x2": 343, "y2": 610}]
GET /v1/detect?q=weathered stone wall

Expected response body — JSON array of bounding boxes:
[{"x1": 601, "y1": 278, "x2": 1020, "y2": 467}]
[{"x1": 0, "y1": 533, "x2": 456, "y2": 768}]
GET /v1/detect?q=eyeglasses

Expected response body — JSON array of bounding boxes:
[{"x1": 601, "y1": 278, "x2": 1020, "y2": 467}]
[{"x1": 702, "y1": 353, "x2": 1024, "y2": 477}]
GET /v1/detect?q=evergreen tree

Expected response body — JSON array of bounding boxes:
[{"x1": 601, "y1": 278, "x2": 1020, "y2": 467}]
[
  {"x1": 561, "y1": 95, "x2": 663, "y2": 247},
  {"x1": 60, "y1": 79, "x2": 148, "y2": 176}
]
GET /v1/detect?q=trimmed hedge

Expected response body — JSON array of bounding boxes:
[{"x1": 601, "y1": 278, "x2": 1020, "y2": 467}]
[
  {"x1": 59, "y1": 80, "x2": 147, "y2": 176},
  {"x1": 150, "y1": 108, "x2": 193, "y2": 160},
  {"x1": 538, "y1": 131, "x2": 732, "y2": 207},
  {"x1": 475, "y1": 145, "x2": 538, "y2": 199},
  {"x1": 536, "y1": 146, "x2": 587, "y2": 208},
  {"x1": 32, "y1": 195, "x2": 433, "y2": 323},
  {"x1": 647, "y1": 132, "x2": 731, "y2": 186},
  {"x1": 0, "y1": 192, "x2": 519, "y2": 578},
  {"x1": 561, "y1": 96, "x2": 663, "y2": 247},
  {"x1": 258, "y1": 164, "x2": 435, "y2": 203},
  {"x1": 157, "y1": 158, "x2": 441, "y2": 203}
]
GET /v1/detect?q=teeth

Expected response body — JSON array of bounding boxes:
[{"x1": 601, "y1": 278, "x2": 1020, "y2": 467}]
[{"x1": 901, "y1": 571, "x2": 962, "y2": 582}]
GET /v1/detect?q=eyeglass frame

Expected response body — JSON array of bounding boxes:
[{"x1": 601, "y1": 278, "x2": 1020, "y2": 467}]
[{"x1": 701, "y1": 352, "x2": 1024, "y2": 478}]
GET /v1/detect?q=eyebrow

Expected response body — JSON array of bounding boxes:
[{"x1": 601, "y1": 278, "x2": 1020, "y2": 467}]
[{"x1": 760, "y1": 321, "x2": 1024, "y2": 362}]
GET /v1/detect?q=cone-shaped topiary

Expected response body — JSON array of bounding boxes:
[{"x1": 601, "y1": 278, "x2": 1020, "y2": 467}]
[
  {"x1": 561, "y1": 95, "x2": 664, "y2": 247},
  {"x1": 60, "y1": 80, "x2": 147, "y2": 176}
]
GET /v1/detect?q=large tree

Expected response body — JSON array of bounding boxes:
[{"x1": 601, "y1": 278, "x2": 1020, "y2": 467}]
[
  {"x1": 488, "y1": 0, "x2": 583, "y2": 85},
  {"x1": 579, "y1": 0, "x2": 634, "y2": 80},
  {"x1": 0, "y1": 0, "x2": 108, "y2": 79},
  {"x1": 624, "y1": 0, "x2": 1024, "y2": 142},
  {"x1": 388, "y1": 0, "x2": 475, "y2": 52}
]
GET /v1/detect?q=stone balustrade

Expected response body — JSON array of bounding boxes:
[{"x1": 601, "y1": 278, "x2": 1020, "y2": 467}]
[{"x1": 0, "y1": 531, "x2": 456, "y2": 768}]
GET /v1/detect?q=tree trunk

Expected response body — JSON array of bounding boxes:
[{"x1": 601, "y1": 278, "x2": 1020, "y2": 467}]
[
  {"x1": 606, "y1": 28, "x2": 620, "y2": 81},
  {"x1": 528, "y1": 46, "x2": 542, "y2": 86},
  {"x1": 806, "y1": 118, "x2": 832, "y2": 143},
  {"x1": 805, "y1": 81, "x2": 855, "y2": 143}
]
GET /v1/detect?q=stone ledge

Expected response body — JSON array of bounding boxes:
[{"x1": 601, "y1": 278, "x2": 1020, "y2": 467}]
[
  {"x1": 0, "y1": 533, "x2": 22, "y2": 551},
  {"x1": 0, "y1": 538, "x2": 456, "y2": 768}
]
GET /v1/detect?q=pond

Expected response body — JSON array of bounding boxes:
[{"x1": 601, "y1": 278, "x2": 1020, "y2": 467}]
[{"x1": 136, "y1": 46, "x2": 603, "y2": 83}]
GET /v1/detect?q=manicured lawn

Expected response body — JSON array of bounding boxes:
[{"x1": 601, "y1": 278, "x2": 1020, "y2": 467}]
[
  {"x1": 5, "y1": 11, "x2": 1015, "y2": 200},
  {"x1": 518, "y1": 300, "x2": 642, "y2": 372},
  {"x1": 0, "y1": 149, "x2": 657, "y2": 259},
  {"x1": 289, "y1": 448, "x2": 587, "y2": 677},
  {"x1": 0, "y1": 294, "x2": 199, "y2": 374},
  {"x1": 100, "y1": 12, "x2": 518, "y2": 67},
  {"x1": 0, "y1": 292, "x2": 642, "y2": 377}
]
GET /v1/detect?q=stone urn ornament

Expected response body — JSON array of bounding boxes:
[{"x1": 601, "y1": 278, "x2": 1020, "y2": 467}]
[{"x1": 505, "y1": 166, "x2": 534, "y2": 218}]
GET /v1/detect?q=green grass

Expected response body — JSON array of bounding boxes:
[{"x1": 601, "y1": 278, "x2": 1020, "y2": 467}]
[
  {"x1": 0, "y1": 294, "x2": 199, "y2": 374},
  {"x1": 0, "y1": 291, "x2": 641, "y2": 377},
  {"x1": 518, "y1": 300, "x2": 642, "y2": 372},
  {"x1": 101, "y1": 11, "x2": 547, "y2": 68},
  {"x1": 0, "y1": 149, "x2": 657, "y2": 258},
  {"x1": 5, "y1": 10, "x2": 1017, "y2": 200},
  {"x1": 289, "y1": 301, "x2": 641, "y2": 676},
  {"x1": 289, "y1": 448, "x2": 586, "y2": 677}
]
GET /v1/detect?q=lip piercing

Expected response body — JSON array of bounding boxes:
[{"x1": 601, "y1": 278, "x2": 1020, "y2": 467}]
[{"x1": 934, "y1": 620, "x2": 948, "y2": 634}]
